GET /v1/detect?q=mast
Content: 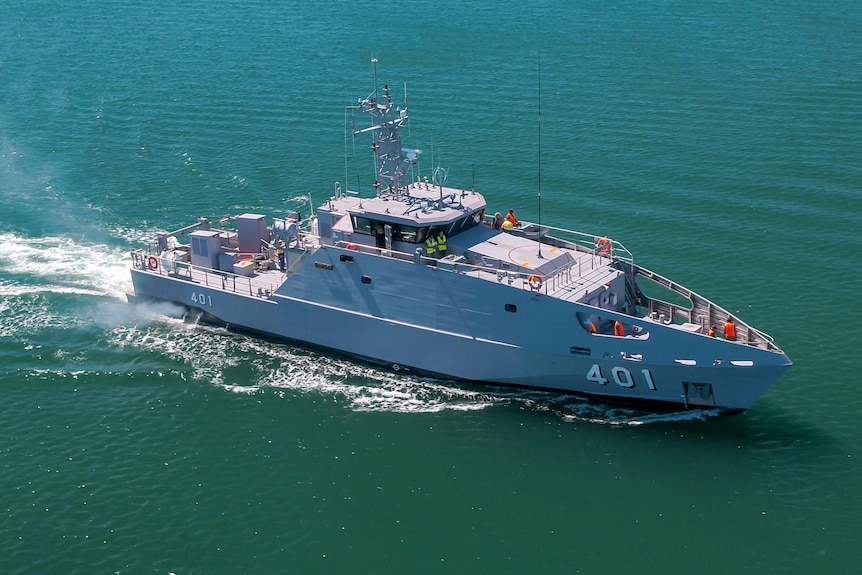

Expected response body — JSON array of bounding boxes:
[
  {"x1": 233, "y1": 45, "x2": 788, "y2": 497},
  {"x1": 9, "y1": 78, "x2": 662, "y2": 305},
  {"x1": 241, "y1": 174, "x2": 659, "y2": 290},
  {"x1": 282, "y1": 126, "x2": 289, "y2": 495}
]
[{"x1": 354, "y1": 58, "x2": 411, "y2": 198}]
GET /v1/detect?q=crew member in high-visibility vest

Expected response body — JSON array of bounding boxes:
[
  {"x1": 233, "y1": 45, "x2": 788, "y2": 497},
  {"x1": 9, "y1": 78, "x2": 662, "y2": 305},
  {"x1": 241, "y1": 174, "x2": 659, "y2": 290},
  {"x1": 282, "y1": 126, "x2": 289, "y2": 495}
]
[
  {"x1": 425, "y1": 232, "x2": 437, "y2": 257},
  {"x1": 724, "y1": 318, "x2": 737, "y2": 341},
  {"x1": 590, "y1": 322, "x2": 597, "y2": 334},
  {"x1": 506, "y1": 209, "x2": 518, "y2": 226},
  {"x1": 436, "y1": 230, "x2": 447, "y2": 258},
  {"x1": 707, "y1": 326, "x2": 716, "y2": 337},
  {"x1": 614, "y1": 320, "x2": 625, "y2": 337}
]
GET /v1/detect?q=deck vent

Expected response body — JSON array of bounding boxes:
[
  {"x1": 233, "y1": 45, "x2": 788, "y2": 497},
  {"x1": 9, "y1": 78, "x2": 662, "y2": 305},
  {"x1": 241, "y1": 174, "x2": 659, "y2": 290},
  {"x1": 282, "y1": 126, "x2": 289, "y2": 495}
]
[
  {"x1": 314, "y1": 262, "x2": 334, "y2": 270},
  {"x1": 361, "y1": 275, "x2": 372, "y2": 284},
  {"x1": 505, "y1": 304, "x2": 517, "y2": 313},
  {"x1": 340, "y1": 254, "x2": 355, "y2": 263},
  {"x1": 570, "y1": 346, "x2": 591, "y2": 355}
]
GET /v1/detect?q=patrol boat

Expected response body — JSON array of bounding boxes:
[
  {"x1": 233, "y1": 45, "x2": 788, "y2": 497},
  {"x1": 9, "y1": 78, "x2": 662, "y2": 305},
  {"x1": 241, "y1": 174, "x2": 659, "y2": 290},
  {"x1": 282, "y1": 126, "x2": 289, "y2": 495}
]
[{"x1": 128, "y1": 61, "x2": 791, "y2": 412}]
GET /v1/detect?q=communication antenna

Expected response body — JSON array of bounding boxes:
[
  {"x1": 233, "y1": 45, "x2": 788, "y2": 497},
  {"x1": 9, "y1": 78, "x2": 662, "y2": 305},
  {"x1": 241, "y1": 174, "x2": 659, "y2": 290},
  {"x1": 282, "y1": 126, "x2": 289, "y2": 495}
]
[
  {"x1": 537, "y1": 54, "x2": 544, "y2": 259},
  {"x1": 404, "y1": 81, "x2": 410, "y2": 137}
]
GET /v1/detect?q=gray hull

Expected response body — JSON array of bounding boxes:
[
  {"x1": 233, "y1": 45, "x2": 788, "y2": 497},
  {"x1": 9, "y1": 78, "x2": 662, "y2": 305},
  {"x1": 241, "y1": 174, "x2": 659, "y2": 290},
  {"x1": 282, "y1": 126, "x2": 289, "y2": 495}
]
[{"x1": 130, "y1": 244, "x2": 790, "y2": 411}]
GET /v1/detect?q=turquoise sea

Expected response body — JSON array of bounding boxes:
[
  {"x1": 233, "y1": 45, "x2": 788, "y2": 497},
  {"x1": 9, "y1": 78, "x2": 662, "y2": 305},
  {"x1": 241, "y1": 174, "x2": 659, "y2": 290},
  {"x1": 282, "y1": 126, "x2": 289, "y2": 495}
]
[{"x1": 2, "y1": 1, "x2": 861, "y2": 573}]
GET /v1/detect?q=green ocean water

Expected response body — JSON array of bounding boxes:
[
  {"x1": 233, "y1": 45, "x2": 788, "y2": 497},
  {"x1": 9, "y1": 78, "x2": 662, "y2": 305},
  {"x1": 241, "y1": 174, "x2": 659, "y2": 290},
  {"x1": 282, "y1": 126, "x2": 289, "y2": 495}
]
[{"x1": 2, "y1": 1, "x2": 861, "y2": 573}]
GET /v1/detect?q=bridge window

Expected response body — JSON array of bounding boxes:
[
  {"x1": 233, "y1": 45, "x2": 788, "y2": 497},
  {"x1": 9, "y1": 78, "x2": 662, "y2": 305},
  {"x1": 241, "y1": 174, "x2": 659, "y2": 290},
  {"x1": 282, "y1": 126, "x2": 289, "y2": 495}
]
[
  {"x1": 393, "y1": 224, "x2": 420, "y2": 243},
  {"x1": 351, "y1": 216, "x2": 372, "y2": 235}
]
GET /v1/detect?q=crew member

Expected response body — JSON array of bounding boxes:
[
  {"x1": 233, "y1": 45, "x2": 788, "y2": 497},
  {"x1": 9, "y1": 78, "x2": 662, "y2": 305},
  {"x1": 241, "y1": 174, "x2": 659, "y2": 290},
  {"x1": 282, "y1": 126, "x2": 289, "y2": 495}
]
[
  {"x1": 614, "y1": 320, "x2": 625, "y2": 337},
  {"x1": 506, "y1": 209, "x2": 518, "y2": 226},
  {"x1": 590, "y1": 322, "x2": 597, "y2": 334},
  {"x1": 493, "y1": 212, "x2": 504, "y2": 230},
  {"x1": 707, "y1": 326, "x2": 715, "y2": 337},
  {"x1": 724, "y1": 318, "x2": 737, "y2": 341},
  {"x1": 425, "y1": 232, "x2": 437, "y2": 257},
  {"x1": 436, "y1": 229, "x2": 447, "y2": 258}
]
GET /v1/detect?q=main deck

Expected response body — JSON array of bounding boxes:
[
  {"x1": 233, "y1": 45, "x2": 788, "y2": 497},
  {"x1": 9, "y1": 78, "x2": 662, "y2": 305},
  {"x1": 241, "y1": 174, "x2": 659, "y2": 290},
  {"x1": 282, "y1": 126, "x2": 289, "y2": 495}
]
[
  {"x1": 131, "y1": 217, "x2": 622, "y2": 304},
  {"x1": 131, "y1": 211, "x2": 780, "y2": 353}
]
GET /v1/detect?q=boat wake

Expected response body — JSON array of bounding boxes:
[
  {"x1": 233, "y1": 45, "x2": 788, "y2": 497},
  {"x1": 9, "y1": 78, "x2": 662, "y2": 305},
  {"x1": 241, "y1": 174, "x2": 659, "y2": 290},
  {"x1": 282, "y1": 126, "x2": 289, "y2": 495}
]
[
  {"x1": 0, "y1": 231, "x2": 132, "y2": 299},
  {"x1": 111, "y1": 314, "x2": 722, "y2": 426},
  {"x1": 0, "y1": 229, "x2": 722, "y2": 425},
  {"x1": 0, "y1": 232, "x2": 137, "y2": 344}
]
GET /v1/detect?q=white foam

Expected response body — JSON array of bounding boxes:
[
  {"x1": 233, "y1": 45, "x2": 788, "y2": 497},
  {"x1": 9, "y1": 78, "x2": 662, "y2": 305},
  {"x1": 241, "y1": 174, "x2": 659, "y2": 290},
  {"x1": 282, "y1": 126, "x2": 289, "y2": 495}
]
[
  {"x1": 0, "y1": 231, "x2": 132, "y2": 299},
  {"x1": 108, "y1": 318, "x2": 721, "y2": 424}
]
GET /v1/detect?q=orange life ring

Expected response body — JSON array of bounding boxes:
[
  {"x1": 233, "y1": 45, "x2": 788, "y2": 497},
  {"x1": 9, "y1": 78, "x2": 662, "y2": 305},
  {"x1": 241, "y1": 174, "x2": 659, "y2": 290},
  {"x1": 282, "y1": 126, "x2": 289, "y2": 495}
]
[
  {"x1": 147, "y1": 256, "x2": 159, "y2": 270},
  {"x1": 596, "y1": 237, "x2": 611, "y2": 254},
  {"x1": 528, "y1": 275, "x2": 543, "y2": 290},
  {"x1": 346, "y1": 243, "x2": 358, "y2": 251}
]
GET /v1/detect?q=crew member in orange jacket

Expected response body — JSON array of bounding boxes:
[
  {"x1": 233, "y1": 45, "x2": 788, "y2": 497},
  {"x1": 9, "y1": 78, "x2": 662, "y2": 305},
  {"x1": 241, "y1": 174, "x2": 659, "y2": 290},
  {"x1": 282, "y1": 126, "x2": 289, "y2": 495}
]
[
  {"x1": 614, "y1": 320, "x2": 625, "y2": 337},
  {"x1": 724, "y1": 318, "x2": 737, "y2": 341}
]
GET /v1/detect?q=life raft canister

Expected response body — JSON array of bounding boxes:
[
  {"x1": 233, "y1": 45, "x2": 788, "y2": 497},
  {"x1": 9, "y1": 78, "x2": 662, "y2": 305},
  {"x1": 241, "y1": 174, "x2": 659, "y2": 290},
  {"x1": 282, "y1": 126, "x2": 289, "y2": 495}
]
[
  {"x1": 528, "y1": 275, "x2": 543, "y2": 290},
  {"x1": 346, "y1": 243, "x2": 358, "y2": 251},
  {"x1": 596, "y1": 237, "x2": 611, "y2": 254},
  {"x1": 147, "y1": 256, "x2": 159, "y2": 270}
]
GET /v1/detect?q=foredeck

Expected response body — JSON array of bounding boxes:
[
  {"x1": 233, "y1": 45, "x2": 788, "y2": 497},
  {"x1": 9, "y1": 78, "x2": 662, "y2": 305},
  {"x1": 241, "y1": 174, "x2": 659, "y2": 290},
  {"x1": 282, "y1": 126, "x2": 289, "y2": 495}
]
[{"x1": 456, "y1": 249, "x2": 621, "y2": 302}]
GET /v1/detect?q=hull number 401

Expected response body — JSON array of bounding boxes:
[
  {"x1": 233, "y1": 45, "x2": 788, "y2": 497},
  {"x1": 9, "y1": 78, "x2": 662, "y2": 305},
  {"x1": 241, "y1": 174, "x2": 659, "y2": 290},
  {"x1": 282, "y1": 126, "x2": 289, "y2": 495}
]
[
  {"x1": 191, "y1": 292, "x2": 212, "y2": 307},
  {"x1": 587, "y1": 364, "x2": 657, "y2": 390}
]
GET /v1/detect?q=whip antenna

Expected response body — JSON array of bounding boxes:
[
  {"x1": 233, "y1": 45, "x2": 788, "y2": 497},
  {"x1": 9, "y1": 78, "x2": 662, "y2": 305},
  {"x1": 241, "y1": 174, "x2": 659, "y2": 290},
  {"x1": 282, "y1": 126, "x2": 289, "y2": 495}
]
[{"x1": 537, "y1": 54, "x2": 544, "y2": 259}]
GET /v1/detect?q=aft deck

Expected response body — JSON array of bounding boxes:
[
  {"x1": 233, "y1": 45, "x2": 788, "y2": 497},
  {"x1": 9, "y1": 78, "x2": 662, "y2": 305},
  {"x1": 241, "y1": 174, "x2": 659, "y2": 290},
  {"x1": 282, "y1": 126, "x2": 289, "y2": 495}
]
[{"x1": 131, "y1": 249, "x2": 287, "y2": 299}]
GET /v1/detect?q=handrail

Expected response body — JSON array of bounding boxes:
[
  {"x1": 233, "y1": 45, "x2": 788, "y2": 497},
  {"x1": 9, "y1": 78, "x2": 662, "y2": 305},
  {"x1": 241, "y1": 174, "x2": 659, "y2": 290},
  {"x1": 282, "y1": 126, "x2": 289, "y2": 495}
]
[
  {"x1": 481, "y1": 215, "x2": 634, "y2": 264},
  {"x1": 130, "y1": 250, "x2": 284, "y2": 298},
  {"x1": 622, "y1": 261, "x2": 779, "y2": 349},
  {"x1": 330, "y1": 240, "x2": 598, "y2": 296}
]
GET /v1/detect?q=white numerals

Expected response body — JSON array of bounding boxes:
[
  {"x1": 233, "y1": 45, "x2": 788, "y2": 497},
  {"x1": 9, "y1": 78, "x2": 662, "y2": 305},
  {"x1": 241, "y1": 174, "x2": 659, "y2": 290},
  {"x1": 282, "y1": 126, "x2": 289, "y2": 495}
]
[
  {"x1": 190, "y1": 292, "x2": 212, "y2": 307},
  {"x1": 640, "y1": 368, "x2": 657, "y2": 390},
  {"x1": 586, "y1": 364, "x2": 657, "y2": 391},
  {"x1": 612, "y1": 366, "x2": 634, "y2": 388},
  {"x1": 586, "y1": 364, "x2": 609, "y2": 386}
]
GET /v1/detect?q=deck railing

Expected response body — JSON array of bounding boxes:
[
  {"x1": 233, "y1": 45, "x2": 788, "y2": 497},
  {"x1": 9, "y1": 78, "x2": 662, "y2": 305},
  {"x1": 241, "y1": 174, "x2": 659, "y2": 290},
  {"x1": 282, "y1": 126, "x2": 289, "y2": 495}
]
[
  {"x1": 331, "y1": 239, "x2": 608, "y2": 296},
  {"x1": 482, "y1": 216, "x2": 635, "y2": 265},
  {"x1": 133, "y1": 218, "x2": 627, "y2": 301},
  {"x1": 131, "y1": 249, "x2": 285, "y2": 299}
]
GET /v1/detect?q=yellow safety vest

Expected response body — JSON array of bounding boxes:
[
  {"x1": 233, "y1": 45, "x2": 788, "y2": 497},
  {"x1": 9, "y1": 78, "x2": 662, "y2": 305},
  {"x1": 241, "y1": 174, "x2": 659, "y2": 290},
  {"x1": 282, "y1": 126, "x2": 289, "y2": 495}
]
[
  {"x1": 436, "y1": 234, "x2": 447, "y2": 251},
  {"x1": 425, "y1": 238, "x2": 437, "y2": 254}
]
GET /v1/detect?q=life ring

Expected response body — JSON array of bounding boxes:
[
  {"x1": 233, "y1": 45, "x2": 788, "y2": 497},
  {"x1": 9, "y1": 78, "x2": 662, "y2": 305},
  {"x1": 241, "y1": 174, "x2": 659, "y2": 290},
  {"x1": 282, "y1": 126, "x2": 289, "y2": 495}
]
[
  {"x1": 346, "y1": 243, "x2": 358, "y2": 251},
  {"x1": 596, "y1": 237, "x2": 611, "y2": 254},
  {"x1": 528, "y1": 275, "x2": 543, "y2": 290},
  {"x1": 147, "y1": 256, "x2": 159, "y2": 270}
]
